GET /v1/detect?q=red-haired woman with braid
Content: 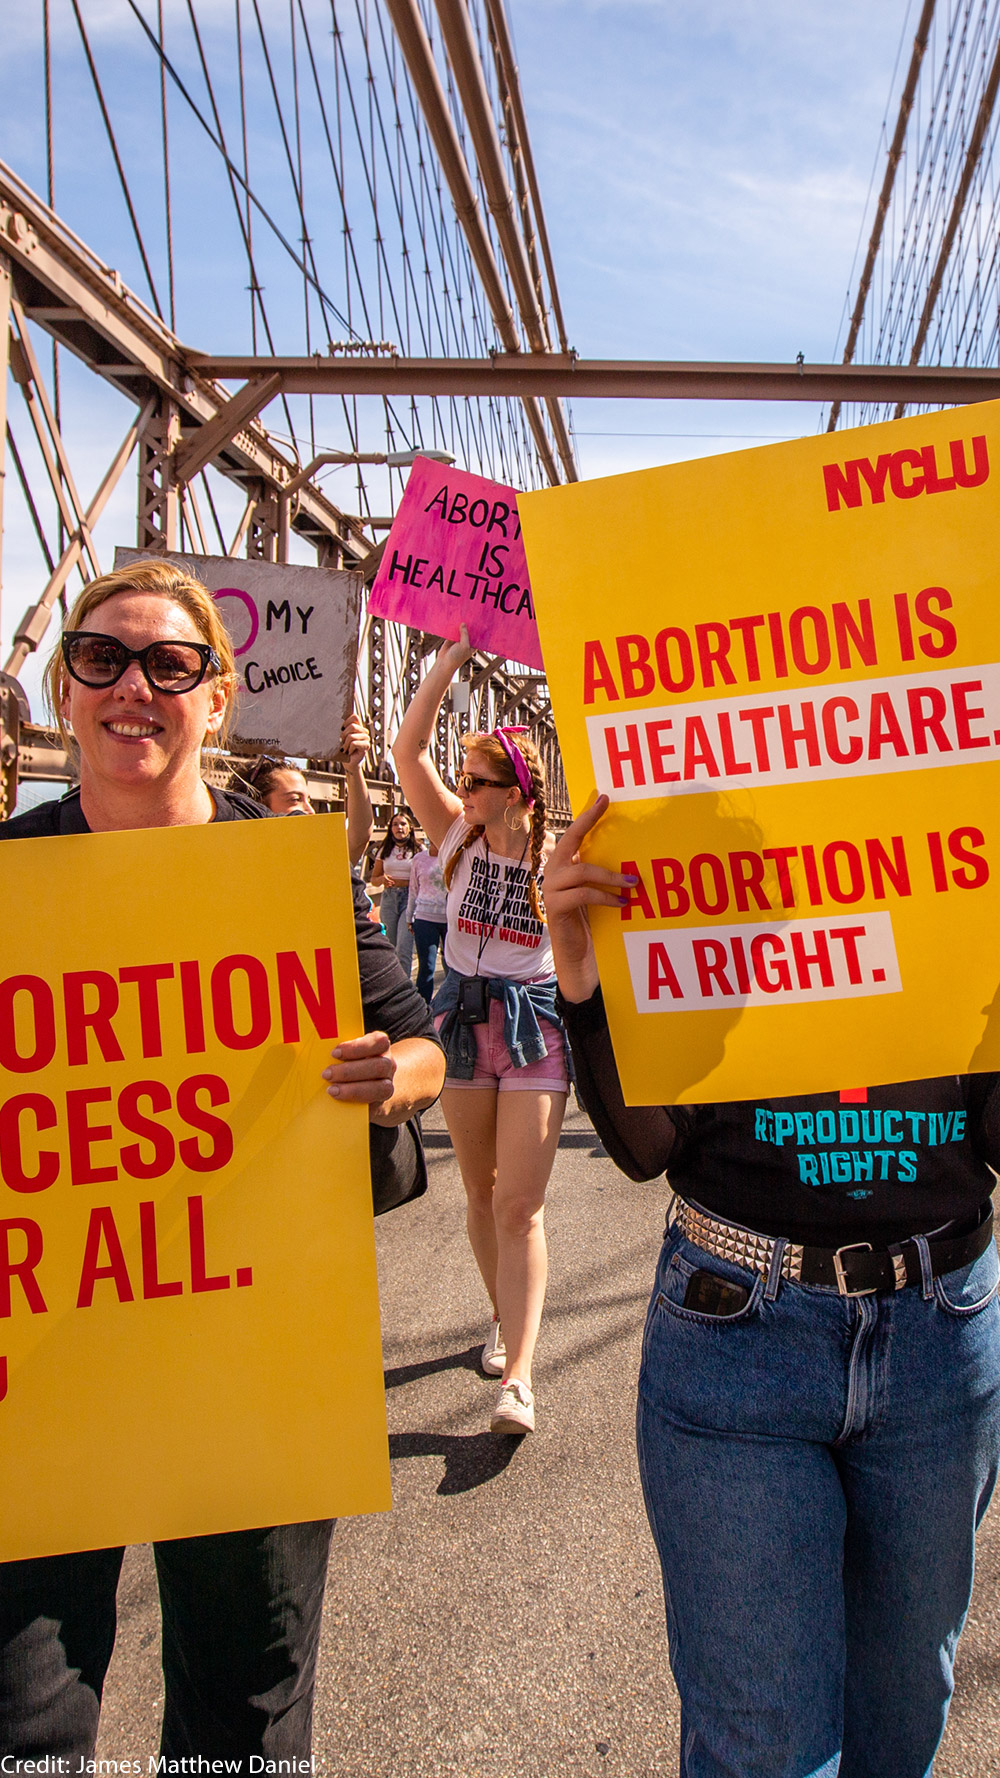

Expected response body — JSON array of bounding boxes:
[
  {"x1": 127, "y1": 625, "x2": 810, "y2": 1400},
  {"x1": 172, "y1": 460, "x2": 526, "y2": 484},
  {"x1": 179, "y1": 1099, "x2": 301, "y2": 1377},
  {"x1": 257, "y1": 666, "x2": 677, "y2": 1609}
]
[{"x1": 394, "y1": 626, "x2": 568, "y2": 1436}]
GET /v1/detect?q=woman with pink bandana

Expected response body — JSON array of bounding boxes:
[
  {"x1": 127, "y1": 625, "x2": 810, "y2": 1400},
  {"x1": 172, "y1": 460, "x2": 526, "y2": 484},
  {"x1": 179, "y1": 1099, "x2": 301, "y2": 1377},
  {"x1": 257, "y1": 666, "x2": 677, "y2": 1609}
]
[{"x1": 394, "y1": 626, "x2": 568, "y2": 1436}]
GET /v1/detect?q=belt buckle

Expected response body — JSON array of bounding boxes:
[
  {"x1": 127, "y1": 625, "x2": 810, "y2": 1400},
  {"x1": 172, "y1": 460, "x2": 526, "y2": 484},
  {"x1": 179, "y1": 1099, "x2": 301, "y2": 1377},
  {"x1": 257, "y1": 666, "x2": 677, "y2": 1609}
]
[{"x1": 832, "y1": 1241, "x2": 877, "y2": 1297}]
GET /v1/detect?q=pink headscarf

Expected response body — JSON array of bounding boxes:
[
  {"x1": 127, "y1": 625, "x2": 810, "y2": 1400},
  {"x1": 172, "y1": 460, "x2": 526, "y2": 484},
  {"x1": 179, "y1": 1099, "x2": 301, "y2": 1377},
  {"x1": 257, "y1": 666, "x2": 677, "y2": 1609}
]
[{"x1": 493, "y1": 727, "x2": 535, "y2": 808}]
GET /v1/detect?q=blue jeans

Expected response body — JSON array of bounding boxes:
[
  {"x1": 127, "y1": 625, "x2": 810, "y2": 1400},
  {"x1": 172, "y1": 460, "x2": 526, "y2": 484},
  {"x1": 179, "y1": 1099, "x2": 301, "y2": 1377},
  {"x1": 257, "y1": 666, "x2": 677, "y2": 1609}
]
[
  {"x1": 379, "y1": 884, "x2": 413, "y2": 976},
  {"x1": 412, "y1": 917, "x2": 448, "y2": 1004},
  {"x1": 636, "y1": 1222, "x2": 1000, "y2": 1778},
  {"x1": 0, "y1": 1522, "x2": 333, "y2": 1759}
]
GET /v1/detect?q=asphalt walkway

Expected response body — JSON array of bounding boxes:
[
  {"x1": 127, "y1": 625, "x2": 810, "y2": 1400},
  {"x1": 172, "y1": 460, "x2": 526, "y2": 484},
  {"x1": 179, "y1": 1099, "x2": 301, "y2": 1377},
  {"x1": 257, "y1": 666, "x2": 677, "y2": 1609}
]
[{"x1": 94, "y1": 1099, "x2": 1000, "y2": 1776}]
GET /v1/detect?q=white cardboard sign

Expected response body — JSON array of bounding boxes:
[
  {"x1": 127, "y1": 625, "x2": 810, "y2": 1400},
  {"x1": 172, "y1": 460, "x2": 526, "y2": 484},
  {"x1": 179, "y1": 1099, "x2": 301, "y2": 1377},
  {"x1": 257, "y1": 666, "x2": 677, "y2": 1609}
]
[{"x1": 114, "y1": 550, "x2": 362, "y2": 757}]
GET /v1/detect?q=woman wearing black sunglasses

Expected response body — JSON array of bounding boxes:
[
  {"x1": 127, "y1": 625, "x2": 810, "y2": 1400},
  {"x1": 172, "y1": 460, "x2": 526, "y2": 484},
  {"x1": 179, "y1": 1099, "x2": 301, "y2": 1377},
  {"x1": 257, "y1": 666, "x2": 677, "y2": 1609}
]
[{"x1": 0, "y1": 559, "x2": 444, "y2": 1765}]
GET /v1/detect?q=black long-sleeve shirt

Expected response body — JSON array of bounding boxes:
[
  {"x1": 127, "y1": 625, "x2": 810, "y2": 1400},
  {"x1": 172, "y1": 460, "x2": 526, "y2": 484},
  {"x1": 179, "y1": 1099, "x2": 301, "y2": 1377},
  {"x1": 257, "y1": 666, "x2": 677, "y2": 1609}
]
[{"x1": 561, "y1": 985, "x2": 1000, "y2": 1247}]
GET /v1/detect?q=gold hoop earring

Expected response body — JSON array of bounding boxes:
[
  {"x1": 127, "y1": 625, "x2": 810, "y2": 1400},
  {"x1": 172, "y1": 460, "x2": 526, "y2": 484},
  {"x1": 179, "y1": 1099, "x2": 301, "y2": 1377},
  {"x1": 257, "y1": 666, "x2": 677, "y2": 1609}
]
[{"x1": 503, "y1": 804, "x2": 523, "y2": 831}]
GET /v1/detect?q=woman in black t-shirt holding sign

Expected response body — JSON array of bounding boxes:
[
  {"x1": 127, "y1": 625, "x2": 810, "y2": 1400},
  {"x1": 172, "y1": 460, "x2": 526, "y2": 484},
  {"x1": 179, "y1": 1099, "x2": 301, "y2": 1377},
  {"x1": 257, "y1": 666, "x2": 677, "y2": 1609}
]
[{"x1": 544, "y1": 793, "x2": 1000, "y2": 1778}]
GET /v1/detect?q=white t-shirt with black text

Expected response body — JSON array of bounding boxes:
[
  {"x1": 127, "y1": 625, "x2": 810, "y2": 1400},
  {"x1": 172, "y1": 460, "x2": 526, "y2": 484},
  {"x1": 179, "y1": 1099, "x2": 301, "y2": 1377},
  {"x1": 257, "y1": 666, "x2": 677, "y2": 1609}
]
[{"x1": 440, "y1": 815, "x2": 553, "y2": 983}]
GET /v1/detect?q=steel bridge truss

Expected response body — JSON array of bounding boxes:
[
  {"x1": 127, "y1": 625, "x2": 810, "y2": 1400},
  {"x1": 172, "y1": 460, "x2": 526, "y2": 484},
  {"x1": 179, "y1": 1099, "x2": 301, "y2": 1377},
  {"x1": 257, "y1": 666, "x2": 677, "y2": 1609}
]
[
  {"x1": 6, "y1": 152, "x2": 1000, "y2": 823},
  {"x1": 1, "y1": 0, "x2": 586, "y2": 821},
  {"x1": 6, "y1": 0, "x2": 1000, "y2": 827},
  {"x1": 0, "y1": 161, "x2": 567, "y2": 820}
]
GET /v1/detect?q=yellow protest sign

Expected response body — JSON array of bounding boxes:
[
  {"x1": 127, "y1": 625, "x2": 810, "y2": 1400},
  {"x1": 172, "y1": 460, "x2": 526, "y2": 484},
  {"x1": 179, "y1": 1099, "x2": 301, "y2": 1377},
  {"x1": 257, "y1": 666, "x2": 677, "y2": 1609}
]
[
  {"x1": 520, "y1": 400, "x2": 1000, "y2": 1104},
  {"x1": 0, "y1": 815, "x2": 389, "y2": 1560}
]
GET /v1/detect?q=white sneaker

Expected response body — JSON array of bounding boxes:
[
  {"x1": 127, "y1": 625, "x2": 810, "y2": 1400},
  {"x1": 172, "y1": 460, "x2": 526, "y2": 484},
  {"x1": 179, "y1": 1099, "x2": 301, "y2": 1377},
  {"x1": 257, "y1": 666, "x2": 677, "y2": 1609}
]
[
  {"x1": 490, "y1": 1378, "x2": 535, "y2": 1435},
  {"x1": 481, "y1": 1317, "x2": 506, "y2": 1376}
]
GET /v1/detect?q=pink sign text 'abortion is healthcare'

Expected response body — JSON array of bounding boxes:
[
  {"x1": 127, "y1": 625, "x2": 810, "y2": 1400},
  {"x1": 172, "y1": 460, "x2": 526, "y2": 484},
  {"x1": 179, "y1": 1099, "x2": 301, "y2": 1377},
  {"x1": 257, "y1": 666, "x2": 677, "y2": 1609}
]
[{"x1": 368, "y1": 458, "x2": 542, "y2": 670}]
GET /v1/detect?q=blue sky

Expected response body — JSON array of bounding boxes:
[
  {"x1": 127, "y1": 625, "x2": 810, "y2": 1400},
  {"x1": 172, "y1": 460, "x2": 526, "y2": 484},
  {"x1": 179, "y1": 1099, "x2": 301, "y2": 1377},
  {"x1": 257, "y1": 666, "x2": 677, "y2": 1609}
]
[
  {"x1": 0, "y1": 0, "x2": 914, "y2": 696},
  {"x1": 509, "y1": 0, "x2": 913, "y2": 475}
]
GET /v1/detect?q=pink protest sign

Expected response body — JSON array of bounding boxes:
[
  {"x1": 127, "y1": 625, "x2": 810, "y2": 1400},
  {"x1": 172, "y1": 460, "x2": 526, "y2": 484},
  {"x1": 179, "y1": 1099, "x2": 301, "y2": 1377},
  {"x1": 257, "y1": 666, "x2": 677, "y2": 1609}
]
[{"x1": 368, "y1": 458, "x2": 542, "y2": 670}]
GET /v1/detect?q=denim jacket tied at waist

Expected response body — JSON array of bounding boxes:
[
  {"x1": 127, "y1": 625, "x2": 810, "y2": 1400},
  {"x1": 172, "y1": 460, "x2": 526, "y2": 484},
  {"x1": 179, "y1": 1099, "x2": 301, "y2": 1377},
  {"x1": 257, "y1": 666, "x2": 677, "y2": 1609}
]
[{"x1": 432, "y1": 969, "x2": 566, "y2": 1079}]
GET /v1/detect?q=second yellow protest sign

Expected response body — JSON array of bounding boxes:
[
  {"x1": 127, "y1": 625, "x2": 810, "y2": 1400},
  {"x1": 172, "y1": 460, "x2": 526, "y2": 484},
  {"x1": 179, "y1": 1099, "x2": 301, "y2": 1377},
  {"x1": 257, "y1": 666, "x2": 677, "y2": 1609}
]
[
  {"x1": 0, "y1": 815, "x2": 389, "y2": 1560},
  {"x1": 520, "y1": 400, "x2": 1000, "y2": 1104}
]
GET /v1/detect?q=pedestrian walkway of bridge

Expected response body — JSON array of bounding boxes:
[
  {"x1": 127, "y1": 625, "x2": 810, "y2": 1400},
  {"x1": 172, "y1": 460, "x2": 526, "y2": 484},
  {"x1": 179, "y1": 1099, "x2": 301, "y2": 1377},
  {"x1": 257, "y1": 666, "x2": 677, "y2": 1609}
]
[{"x1": 93, "y1": 1098, "x2": 1000, "y2": 1777}]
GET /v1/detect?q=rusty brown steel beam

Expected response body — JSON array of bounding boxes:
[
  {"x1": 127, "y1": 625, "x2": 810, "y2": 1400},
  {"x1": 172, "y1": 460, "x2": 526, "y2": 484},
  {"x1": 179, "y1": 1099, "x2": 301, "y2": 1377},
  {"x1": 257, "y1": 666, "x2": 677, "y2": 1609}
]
[
  {"x1": 0, "y1": 163, "x2": 367, "y2": 563},
  {"x1": 0, "y1": 677, "x2": 19, "y2": 818},
  {"x1": 10, "y1": 299, "x2": 103, "y2": 576},
  {"x1": 6, "y1": 396, "x2": 156, "y2": 673},
  {"x1": 173, "y1": 374, "x2": 282, "y2": 483},
  {"x1": 0, "y1": 252, "x2": 11, "y2": 641},
  {"x1": 434, "y1": 0, "x2": 544, "y2": 351},
  {"x1": 484, "y1": 10, "x2": 546, "y2": 328},
  {"x1": 827, "y1": 0, "x2": 937, "y2": 432},
  {"x1": 383, "y1": 0, "x2": 517, "y2": 348},
  {"x1": 184, "y1": 351, "x2": 1000, "y2": 405}
]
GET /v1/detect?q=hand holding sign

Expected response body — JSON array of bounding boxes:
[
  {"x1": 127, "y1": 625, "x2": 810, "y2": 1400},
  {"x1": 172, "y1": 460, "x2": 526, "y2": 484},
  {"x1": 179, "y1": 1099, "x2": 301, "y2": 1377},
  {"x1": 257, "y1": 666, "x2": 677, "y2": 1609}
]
[
  {"x1": 325, "y1": 1031, "x2": 445, "y2": 1126},
  {"x1": 340, "y1": 713, "x2": 371, "y2": 771},
  {"x1": 324, "y1": 1029, "x2": 396, "y2": 1104},
  {"x1": 438, "y1": 622, "x2": 474, "y2": 675},
  {"x1": 544, "y1": 795, "x2": 636, "y2": 1004}
]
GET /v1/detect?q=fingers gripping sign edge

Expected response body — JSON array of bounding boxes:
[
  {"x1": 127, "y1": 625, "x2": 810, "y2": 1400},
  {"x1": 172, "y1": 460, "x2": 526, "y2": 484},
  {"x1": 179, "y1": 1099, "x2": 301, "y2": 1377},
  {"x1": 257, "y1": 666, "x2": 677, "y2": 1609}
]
[
  {"x1": 549, "y1": 794, "x2": 638, "y2": 909},
  {"x1": 323, "y1": 1030, "x2": 397, "y2": 1104}
]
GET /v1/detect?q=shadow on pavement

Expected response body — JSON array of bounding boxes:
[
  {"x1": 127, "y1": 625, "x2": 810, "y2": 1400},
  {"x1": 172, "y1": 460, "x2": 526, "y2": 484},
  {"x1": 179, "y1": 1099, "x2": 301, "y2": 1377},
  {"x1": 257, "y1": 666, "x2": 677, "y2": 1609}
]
[
  {"x1": 384, "y1": 1345, "x2": 483, "y2": 1388},
  {"x1": 388, "y1": 1429, "x2": 522, "y2": 1493}
]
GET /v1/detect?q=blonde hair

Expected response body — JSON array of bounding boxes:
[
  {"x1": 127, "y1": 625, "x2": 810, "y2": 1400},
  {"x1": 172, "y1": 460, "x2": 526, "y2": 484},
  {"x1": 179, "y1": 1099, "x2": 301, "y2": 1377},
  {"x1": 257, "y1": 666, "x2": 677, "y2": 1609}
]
[
  {"x1": 43, "y1": 559, "x2": 238, "y2": 749},
  {"x1": 444, "y1": 730, "x2": 548, "y2": 923}
]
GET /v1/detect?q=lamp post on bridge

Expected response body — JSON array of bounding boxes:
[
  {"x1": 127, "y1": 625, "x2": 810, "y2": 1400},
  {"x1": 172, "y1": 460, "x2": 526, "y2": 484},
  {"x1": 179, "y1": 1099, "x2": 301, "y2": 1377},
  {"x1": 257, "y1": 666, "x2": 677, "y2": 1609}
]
[{"x1": 277, "y1": 447, "x2": 454, "y2": 562}]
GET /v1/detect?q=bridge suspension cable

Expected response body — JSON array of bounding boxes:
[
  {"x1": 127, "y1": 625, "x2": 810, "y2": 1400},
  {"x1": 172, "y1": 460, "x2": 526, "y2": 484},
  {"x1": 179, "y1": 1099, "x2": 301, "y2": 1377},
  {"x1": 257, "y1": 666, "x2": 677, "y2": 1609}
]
[{"x1": 829, "y1": 0, "x2": 1000, "y2": 431}]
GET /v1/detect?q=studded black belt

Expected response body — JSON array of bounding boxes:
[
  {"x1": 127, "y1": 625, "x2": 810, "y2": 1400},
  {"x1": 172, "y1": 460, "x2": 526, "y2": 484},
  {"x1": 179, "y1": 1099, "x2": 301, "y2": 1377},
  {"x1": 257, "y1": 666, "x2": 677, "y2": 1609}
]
[{"x1": 670, "y1": 1196, "x2": 994, "y2": 1298}]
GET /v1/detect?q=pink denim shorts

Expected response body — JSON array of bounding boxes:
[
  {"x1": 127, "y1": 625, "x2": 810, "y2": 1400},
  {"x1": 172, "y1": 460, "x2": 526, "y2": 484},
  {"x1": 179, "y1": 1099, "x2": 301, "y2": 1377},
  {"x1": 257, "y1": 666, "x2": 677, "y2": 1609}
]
[{"x1": 436, "y1": 996, "x2": 569, "y2": 1093}]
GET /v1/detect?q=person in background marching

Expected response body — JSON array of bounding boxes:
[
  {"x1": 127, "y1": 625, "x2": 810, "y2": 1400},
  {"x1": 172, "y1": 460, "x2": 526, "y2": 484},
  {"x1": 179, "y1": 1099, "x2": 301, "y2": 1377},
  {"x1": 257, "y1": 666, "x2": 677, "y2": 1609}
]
[
  {"x1": 393, "y1": 625, "x2": 568, "y2": 1436},
  {"x1": 369, "y1": 810, "x2": 421, "y2": 976},
  {"x1": 230, "y1": 716, "x2": 374, "y2": 866},
  {"x1": 407, "y1": 840, "x2": 449, "y2": 1005}
]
